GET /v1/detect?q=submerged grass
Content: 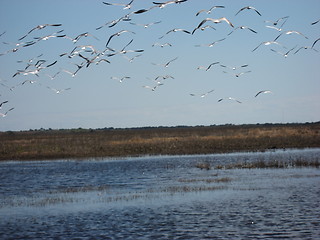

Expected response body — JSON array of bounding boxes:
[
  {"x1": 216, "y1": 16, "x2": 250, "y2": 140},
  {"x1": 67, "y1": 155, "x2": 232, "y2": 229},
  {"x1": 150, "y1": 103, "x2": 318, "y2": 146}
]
[
  {"x1": 1, "y1": 122, "x2": 320, "y2": 160},
  {"x1": 215, "y1": 158, "x2": 320, "y2": 169}
]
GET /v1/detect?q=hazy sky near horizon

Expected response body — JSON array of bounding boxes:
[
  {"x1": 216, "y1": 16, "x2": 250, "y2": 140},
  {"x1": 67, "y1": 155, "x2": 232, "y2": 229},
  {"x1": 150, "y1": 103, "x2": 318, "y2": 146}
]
[{"x1": 0, "y1": 0, "x2": 319, "y2": 131}]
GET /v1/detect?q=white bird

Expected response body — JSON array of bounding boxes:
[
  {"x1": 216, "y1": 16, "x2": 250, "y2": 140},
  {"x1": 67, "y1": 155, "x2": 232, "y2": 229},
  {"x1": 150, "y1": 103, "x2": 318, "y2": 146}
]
[
  {"x1": 129, "y1": 21, "x2": 161, "y2": 28},
  {"x1": 96, "y1": 14, "x2": 131, "y2": 30},
  {"x1": 19, "y1": 24, "x2": 62, "y2": 41},
  {"x1": 152, "y1": 0, "x2": 188, "y2": 9},
  {"x1": 196, "y1": 17, "x2": 234, "y2": 29},
  {"x1": 106, "y1": 30, "x2": 135, "y2": 47},
  {"x1": 235, "y1": 6, "x2": 261, "y2": 16},
  {"x1": 0, "y1": 107, "x2": 14, "y2": 117},
  {"x1": 270, "y1": 46, "x2": 296, "y2": 58},
  {"x1": 0, "y1": 41, "x2": 36, "y2": 56},
  {"x1": 274, "y1": 30, "x2": 308, "y2": 41},
  {"x1": 106, "y1": 39, "x2": 144, "y2": 57},
  {"x1": 47, "y1": 87, "x2": 71, "y2": 94},
  {"x1": 33, "y1": 30, "x2": 66, "y2": 41},
  {"x1": 195, "y1": 38, "x2": 226, "y2": 47},
  {"x1": 155, "y1": 75, "x2": 175, "y2": 81},
  {"x1": 255, "y1": 90, "x2": 272, "y2": 97},
  {"x1": 159, "y1": 28, "x2": 191, "y2": 39},
  {"x1": 195, "y1": 6, "x2": 225, "y2": 16},
  {"x1": 152, "y1": 42, "x2": 172, "y2": 48},
  {"x1": 228, "y1": 26, "x2": 257, "y2": 35},
  {"x1": 123, "y1": 54, "x2": 142, "y2": 63},
  {"x1": 265, "y1": 25, "x2": 284, "y2": 32},
  {"x1": 220, "y1": 64, "x2": 249, "y2": 70},
  {"x1": 152, "y1": 57, "x2": 178, "y2": 67},
  {"x1": 218, "y1": 97, "x2": 242, "y2": 103},
  {"x1": 223, "y1": 71, "x2": 251, "y2": 77},
  {"x1": 142, "y1": 83, "x2": 163, "y2": 91},
  {"x1": 192, "y1": 25, "x2": 216, "y2": 34},
  {"x1": 20, "y1": 80, "x2": 38, "y2": 85},
  {"x1": 252, "y1": 41, "x2": 284, "y2": 52},
  {"x1": 265, "y1": 16, "x2": 289, "y2": 27},
  {"x1": 111, "y1": 76, "x2": 131, "y2": 83},
  {"x1": 294, "y1": 46, "x2": 318, "y2": 54},
  {"x1": 61, "y1": 64, "x2": 83, "y2": 77},
  {"x1": 12, "y1": 68, "x2": 43, "y2": 78},
  {"x1": 70, "y1": 45, "x2": 97, "y2": 56},
  {"x1": 190, "y1": 89, "x2": 214, "y2": 98},
  {"x1": 103, "y1": 0, "x2": 134, "y2": 9},
  {"x1": 197, "y1": 62, "x2": 219, "y2": 71}
]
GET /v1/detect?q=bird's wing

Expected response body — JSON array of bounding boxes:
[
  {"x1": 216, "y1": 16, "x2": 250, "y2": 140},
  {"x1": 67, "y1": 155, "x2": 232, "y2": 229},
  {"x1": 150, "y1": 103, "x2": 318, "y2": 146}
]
[{"x1": 312, "y1": 38, "x2": 320, "y2": 48}]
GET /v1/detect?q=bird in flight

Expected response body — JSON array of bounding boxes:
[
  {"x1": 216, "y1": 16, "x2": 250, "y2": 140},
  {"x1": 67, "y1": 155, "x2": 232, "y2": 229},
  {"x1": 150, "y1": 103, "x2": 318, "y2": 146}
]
[
  {"x1": 129, "y1": 21, "x2": 161, "y2": 28},
  {"x1": 220, "y1": 64, "x2": 249, "y2": 71},
  {"x1": 255, "y1": 90, "x2": 272, "y2": 97},
  {"x1": 196, "y1": 17, "x2": 234, "y2": 29},
  {"x1": 190, "y1": 89, "x2": 214, "y2": 98},
  {"x1": 195, "y1": 6, "x2": 225, "y2": 16},
  {"x1": 197, "y1": 62, "x2": 220, "y2": 71},
  {"x1": 228, "y1": 26, "x2": 257, "y2": 36},
  {"x1": 195, "y1": 38, "x2": 226, "y2": 47},
  {"x1": 159, "y1": 28, "x2": 191, "y2": 39},
  {"x1": 192, "y1": 25, "x2": 216, "y2": 35},
  {"x1": 142, "y1": 83, "x2": 164, "y2": 91},
  {"x1": 274, "y1": 30, "x2": 308, "y2": 41},
  {"x1": 270, "y1": 46, "x2": 296, "y2": 58},
  {"x1": 106, "y1": 39, "x2": 144, "y2": 57},
  {"x1": 252, "y1": 41, "x2": 283, "y2": 52},
  {"x1": 152, "y1": 0, "x2": 188, "y2": 9},
  {"x1": 294, "y1": 46, "x2": 318, "y2": 54},
  {"x1": 102, "y1": 0, "x2": 134, "y2": 9},
  {"x1": 47, "y1": 87, "x2": 71, "y2": 94},
  {"x1": 0, "y1": 107, "x2": 14, "y2": 117},
  {"x1": 152, "y1": 57, "x2": 178, "y2": 67},
  {"x1": 111, "y1": 76, "x2": 131, "y2": 83},
  {"x1": 218, "y1": 97, "x2": 242, "y2": 103},
  {"x1": 152, "y1": 42, "x2": 172, "y2": 48},
  {"x1": 19, "y1": 24, "x2": 62, "y2": 41},
  {"x1": 223, "y1": 71, "x2": 252, "y2": 78},
  {"x1": 106, "y1": 30, "x2": 135, "y2": 47},
  {"x1": 235, "y1": 6, "x2": 262, "y2": 16},
  {"x1": 265, "y1": 16, "x2": 289, "y2": 27}
]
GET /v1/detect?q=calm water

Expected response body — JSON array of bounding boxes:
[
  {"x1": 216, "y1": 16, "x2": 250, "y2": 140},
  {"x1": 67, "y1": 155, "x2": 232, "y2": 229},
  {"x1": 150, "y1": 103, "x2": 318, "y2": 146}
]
[{"x1": 0, "y1": 148, "x2": 319, "y2": 239}]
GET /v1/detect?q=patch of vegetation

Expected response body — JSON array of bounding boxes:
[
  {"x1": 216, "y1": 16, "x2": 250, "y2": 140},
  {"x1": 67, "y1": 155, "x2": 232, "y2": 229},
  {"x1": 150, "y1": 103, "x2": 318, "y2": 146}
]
[
  {"x1": 215, "y1": 158, "x2": 320, "y2": 169},
  {"x1": 0, "y1": 122, "x2": 319, "y2": 160}
]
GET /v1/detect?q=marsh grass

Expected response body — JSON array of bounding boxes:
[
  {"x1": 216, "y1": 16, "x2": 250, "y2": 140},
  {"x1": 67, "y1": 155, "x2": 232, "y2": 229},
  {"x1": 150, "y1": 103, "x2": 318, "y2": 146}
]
[
  {"x1": 1, "y1": 122, "x2": 319, "y2": 160},
  {"x1": 178, "y1": 177, "x2": 232, "y2": 183},
  {"x1": 195, "y1": 161, "x2": 211, "y2": 170},
  {"x1": 215, "y1": 158, "x2": 320, "y2": 169}
]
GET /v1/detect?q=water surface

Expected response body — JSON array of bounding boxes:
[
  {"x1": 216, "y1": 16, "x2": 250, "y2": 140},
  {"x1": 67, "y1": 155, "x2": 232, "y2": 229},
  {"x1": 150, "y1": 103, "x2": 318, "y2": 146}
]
[{"x1": 1, "y1": 148, "x2": 319, "y2": 239}]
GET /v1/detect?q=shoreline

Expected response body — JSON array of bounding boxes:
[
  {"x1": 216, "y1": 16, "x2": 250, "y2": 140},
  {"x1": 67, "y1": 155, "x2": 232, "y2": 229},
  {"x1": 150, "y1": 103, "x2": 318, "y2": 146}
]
[{"x1": 1, "y1": 122, "x2": 319, "y2": 161}]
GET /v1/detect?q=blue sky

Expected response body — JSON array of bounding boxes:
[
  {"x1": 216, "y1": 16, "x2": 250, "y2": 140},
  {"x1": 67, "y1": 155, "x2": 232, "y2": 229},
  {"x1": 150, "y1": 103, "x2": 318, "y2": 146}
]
[{"x1": 0, "y1": 0, "x2": 319, "y2": 131}]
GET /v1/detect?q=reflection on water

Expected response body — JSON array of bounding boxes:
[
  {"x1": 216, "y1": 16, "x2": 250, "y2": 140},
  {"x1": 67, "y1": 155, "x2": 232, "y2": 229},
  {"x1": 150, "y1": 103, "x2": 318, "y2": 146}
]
[{"x1": 0, "y1": 148, "x2": 319, "y2": 239}]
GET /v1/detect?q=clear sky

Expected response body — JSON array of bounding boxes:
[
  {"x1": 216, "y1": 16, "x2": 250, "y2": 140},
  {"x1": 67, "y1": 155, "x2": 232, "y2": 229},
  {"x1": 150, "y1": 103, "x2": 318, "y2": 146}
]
[{"x1": 0, "y1": 0, "x2": 319, "y2": 131}]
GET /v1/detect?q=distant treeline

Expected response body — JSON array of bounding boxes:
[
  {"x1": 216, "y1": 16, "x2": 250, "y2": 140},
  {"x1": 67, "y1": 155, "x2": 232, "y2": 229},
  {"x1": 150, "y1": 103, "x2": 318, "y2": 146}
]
[{"x1": 3, "y1": 121, "x2": 319, "y2": 134}]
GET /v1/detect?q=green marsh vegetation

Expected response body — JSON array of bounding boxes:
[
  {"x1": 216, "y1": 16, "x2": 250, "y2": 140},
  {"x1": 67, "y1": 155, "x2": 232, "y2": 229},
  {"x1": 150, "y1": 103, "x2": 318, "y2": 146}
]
[{"x1": 0, "y1": 122, "x2": 319, "y2": 161}]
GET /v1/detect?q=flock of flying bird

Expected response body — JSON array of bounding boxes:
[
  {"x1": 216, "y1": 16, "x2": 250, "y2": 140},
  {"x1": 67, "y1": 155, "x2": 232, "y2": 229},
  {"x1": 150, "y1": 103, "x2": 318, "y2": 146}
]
[{"x1": 0, "y1": 0, "x2": 319, "y2": 119}]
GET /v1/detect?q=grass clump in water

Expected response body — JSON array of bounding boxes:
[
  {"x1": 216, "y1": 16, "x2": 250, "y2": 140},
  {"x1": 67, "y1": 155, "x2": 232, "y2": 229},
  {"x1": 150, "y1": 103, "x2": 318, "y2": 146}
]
[{"x1": 215, "y1": 158, "x2": 320, "y2": 169}]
